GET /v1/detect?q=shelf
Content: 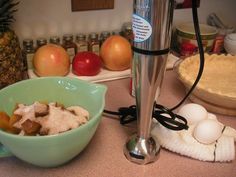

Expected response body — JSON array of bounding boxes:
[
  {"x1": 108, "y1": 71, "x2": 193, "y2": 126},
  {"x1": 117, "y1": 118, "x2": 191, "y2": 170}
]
[{"x1": 28, "y1": 68, "x2": 131, "y2": 83}]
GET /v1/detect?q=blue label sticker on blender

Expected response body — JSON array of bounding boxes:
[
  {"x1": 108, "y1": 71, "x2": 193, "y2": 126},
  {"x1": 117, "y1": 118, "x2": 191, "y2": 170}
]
[{"x1": 132, "y1": 14, "x2": 152, "y2": 43}]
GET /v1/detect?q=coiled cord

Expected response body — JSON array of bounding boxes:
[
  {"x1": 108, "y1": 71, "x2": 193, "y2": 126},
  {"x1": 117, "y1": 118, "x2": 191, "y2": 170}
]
[{"x1": 104, "y1": 0, "x2": 204, "y2": 131}]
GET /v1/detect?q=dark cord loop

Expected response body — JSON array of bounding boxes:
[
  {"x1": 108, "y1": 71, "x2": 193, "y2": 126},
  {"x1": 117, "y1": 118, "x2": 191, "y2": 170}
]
[
  {"x1": 104, "y1": 104, "x2": 189, "y2": 131},
  {"x1": 118, "y1": 106, "x2": 137, "y2": 125},
  {"x1": 153, "y1": 103, "x2": 188, "y2": 130}
]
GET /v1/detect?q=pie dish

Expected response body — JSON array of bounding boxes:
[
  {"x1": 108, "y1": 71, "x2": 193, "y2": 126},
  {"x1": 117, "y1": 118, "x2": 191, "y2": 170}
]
[{"x1": 176, "y1": 53, "x2": 236, "y2": 115}]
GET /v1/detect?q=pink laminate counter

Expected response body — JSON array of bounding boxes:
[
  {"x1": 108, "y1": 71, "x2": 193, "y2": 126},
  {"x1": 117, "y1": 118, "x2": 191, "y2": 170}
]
[{"x1": 0, "y1": 71, "x2": 235, "y2": 177}]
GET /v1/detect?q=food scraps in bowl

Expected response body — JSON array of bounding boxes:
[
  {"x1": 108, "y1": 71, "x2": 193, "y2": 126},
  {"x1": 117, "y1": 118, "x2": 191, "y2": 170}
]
[{"x1": 0, "y1": 101, "x2": 89, "y2": 136}]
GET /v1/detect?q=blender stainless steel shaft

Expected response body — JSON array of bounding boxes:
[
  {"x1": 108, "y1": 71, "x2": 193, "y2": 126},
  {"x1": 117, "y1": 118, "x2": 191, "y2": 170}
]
[{"x1": 124, "y1": 0, "x2": 174, "y2": 164}]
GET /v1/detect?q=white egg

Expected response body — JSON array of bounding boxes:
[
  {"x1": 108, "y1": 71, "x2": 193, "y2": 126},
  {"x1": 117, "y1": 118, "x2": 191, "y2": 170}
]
[
  {"x1": 193, "y1": 119, "x2": 223, "y2": 144},
  {"x1": 207, "y1": 113, "x2": 217, "y2": 120},
  {"x1": 178, "y1": 103, "x2": 208, "y2": 125}
]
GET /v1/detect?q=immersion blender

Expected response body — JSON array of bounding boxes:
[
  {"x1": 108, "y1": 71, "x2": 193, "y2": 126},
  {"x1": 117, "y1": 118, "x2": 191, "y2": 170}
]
[{"x1": 124, "y1": 0, "x2": 175, "y2": 164}]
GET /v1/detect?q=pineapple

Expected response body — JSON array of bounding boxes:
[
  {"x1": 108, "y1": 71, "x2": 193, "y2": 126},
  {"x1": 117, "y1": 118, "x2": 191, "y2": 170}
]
[{"x1": 0, "y1": 0, "x2": 24, "y2": 89}]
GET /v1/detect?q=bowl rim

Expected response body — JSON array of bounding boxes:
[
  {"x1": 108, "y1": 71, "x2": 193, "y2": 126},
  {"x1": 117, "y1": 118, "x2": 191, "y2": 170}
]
[
  {"x1": 176, "y1": 23, "x2": 218, "y2": 36},
  {"x1": 0, "y1": 76, "x2": 106, "y2": 92}
]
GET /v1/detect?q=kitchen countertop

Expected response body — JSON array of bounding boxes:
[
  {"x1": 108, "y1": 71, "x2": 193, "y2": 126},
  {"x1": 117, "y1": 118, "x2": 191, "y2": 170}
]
[{"x1": 0, "y1": 70, "x2": 235, "y2": 177}]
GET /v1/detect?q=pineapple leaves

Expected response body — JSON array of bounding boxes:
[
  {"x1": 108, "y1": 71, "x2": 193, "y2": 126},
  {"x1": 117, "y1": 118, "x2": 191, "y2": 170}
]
[
  {"x1": 0, "y1": 0, "x2": 19, "y2": 32},
  {"x1": 0, "y1": 15, "x2": 15, "y2": 23},
  {"x1": 0, "y1": 0, "x2": 19, "y2": 8},
  {"x1": 0, "y1": 0, "x2": 19, "y2": 15},
  {"x1": 0, "y1": 0, "x2": 9, "y2": 7},
  {"x1": 1, "y1": 9, "x2": 18, "y2": 20}
]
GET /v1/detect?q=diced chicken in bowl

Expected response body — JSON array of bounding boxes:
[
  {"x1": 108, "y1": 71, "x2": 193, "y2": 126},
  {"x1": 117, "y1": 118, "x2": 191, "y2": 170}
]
[
  {"x1": 12, "y1": 101, "x2": 89, "y2": 136},
  {"x1": 0, "y1": 76, "x2": 106, "y2": 167}
]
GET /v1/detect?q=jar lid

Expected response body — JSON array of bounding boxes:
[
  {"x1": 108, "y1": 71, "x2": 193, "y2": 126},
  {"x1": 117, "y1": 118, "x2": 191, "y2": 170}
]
[
  {"x1": 111, "y1": 30, "x2": 121, "y2": 35},
  {"x1": 23, "y1": 39, "x2": 33, "y2": 46},
  {"x1": 101, "y1": 31, "x2": 111, "y2": 36},
  {"x1": 76, "y1": 33, "x2": 86, "y2": 40},
  {"x1": 122, "y1": 22, "x2": 132, "y2": 31},
  {"x1": 36, "y1": 38, "x2": 47, "y2": 46},
  {"x1": 50, "y1": 36, "x2": 60, "y2": 44},
  {"x1": 63, "y1": 34, "x2": 73, "y2": 41},
  {"x1": 89, "y1": 33, "x2": 98, "y2": 39}
]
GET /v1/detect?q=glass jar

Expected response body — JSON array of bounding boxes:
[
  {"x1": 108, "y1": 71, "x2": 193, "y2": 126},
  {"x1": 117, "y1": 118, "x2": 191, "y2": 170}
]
[
  {"x1": 100, "y1": 31, "x2": 111, "y2": 46},
  {"x1": 88, "y1": 33, "x2": 100, "y2": 55},
  {"x1": 49, "y1": 36, "x2": 61, "y2": 45},
  {"x1": 75, "y1": 33, "x2": 88, "y2": 53},
  {"x1": 62, "y1": 34, "x2": 77, "y2": 63},
  {"x1": 111, "y1": 30, "x2": 121, "y2": 36},
  {"x1": 36, "y1": 38, "x2": 47, "y2": 50},
  {"x1": 22, "y1": 39, "x2": 35, "y2": 70},
  {"x1": 121, "y1": 22, "x2": 133, "y2": 43}
]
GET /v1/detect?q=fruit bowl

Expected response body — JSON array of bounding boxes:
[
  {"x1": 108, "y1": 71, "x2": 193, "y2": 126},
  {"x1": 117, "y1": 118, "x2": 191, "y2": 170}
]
[{"x1": 0, "y1": 77, "x2": 107, "y2": 167}]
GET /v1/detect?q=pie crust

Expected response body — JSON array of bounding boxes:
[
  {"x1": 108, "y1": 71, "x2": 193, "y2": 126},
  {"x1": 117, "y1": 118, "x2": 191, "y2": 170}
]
[{"x1": 177, "y1": 53, "x2": 236, "y2": 109}]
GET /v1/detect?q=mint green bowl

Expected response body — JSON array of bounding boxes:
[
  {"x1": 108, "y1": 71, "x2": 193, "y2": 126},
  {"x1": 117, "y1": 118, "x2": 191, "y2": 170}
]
[{"x1": 0, "y1": 77, "x2": 107, "y2": 167}]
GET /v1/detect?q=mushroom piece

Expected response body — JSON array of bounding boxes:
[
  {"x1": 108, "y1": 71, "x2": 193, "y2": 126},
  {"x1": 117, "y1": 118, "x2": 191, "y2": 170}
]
[
  {"x1": 21, "y1": 119, "x2": 42, "y2": 135},
  {"x1": 34, "y1": 102, "x2": 49, "y2": 117}
]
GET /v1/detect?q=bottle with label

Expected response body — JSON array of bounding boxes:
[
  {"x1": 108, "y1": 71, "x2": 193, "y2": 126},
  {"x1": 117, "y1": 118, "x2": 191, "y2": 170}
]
[
  {"x1": 22, "y1": 39, "x2": 35, "y2": 70},
  {"x1": 212, "y1": 29, "x2": 227, "y2": 54},
  {"x1": 111, "y1": 30, "x2": 121, "y2": 36},
  {"x1": 100, "y1": 31, "x2": 111, "y2": 46},
  {"x1": 88, "y1": 33, "x2": 100, "y2": 55},
  {"x1": 62, "y1": 34, "x2": 77, "y2": 63},
  {"x1": 75, "y1": 34, "x2": 88, "y2": 53},
  {"x1": 49, "y1": 36, "x2": 61, "y2": 45},
  {"x1": 36, "y1": 38, "x2": 47, "y2": 50}
]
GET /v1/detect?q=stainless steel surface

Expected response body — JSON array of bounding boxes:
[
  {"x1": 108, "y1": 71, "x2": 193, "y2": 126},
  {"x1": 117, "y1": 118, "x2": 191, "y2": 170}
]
[
  {"x1": 124, "y1": 0, "x2": 174, "y2": 164},
  {"x1": 124, "y1": 135, "x2": 160, "y2": 165},
  {"x1": 133, "y1": 0, "x2": 174, "y2": 51},
  {"x1": 134, "y1": 53, "x2": 168, "y2": 138}
]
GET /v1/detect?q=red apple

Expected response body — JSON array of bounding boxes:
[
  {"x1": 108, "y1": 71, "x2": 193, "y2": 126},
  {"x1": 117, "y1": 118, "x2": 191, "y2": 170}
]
[
  {"x1": 72, "y1": 52, "x2": 102, "y2": 76},
  {"x1": 33, "y1": 44, "x2": 70, "y2": 76}
]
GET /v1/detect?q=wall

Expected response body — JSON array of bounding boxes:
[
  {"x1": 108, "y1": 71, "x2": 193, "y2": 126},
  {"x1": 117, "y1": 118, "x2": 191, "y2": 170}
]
[
  {"x1": 13, "y1": 0, "x2": 235, "y2": 42},
  {"x1": 13, "y1": 0, "x2": 133, "y2": 41},
  {"x1": 173, "y1": 0, "x2": 236, "y2": 27}
]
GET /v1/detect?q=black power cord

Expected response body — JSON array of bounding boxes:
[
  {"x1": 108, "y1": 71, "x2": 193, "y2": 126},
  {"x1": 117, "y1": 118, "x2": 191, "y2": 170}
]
[{"x1": 104, "y1": 0, "x2": 204, "y2": 131}]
